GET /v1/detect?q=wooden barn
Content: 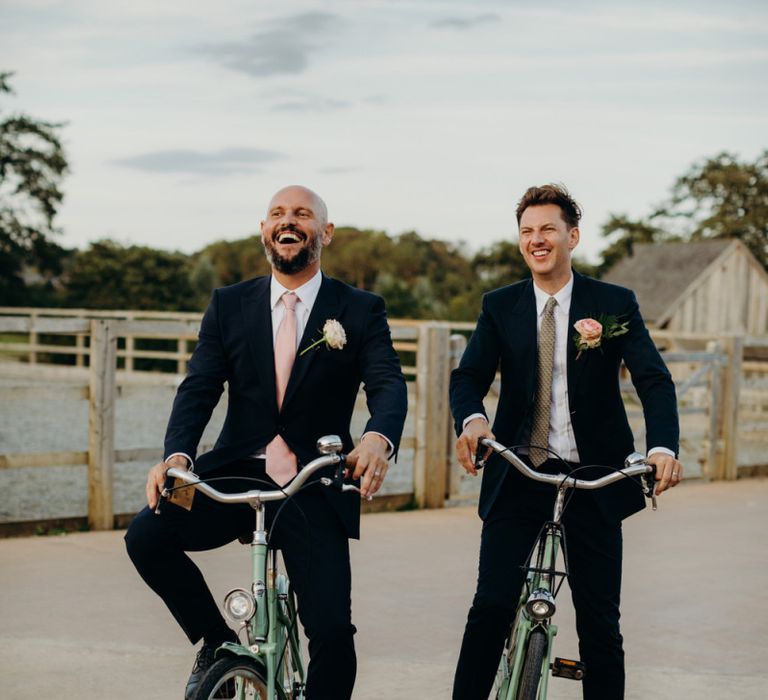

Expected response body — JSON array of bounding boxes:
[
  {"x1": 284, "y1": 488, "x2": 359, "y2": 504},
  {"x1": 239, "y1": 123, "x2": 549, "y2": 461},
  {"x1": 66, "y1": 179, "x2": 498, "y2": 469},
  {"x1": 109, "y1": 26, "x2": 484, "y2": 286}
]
[{"x1": 602, "y1": 238, "x2": 768, "y2": 336}]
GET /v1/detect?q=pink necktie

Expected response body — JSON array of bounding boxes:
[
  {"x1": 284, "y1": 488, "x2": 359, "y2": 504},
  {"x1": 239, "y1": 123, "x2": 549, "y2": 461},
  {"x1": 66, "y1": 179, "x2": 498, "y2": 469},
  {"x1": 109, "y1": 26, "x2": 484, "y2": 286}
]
[{"x1": 266, "y1": 292, "x2": 299, "y2": 485}]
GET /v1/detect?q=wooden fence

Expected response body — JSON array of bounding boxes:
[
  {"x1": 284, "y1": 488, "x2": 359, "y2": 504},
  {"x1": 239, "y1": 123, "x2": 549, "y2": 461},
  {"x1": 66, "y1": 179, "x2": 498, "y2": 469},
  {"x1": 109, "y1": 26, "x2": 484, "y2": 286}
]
[{"x1": 1, "y1": 307, "x2": 766, "y2": 532}]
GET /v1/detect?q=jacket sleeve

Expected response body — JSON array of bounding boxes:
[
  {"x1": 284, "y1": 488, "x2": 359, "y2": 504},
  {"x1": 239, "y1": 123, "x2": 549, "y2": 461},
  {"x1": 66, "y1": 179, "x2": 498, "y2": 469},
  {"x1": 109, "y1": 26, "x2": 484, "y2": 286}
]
[
  {"x1": 449, "y1": 294, "x2": 501, "y2": 436},
  {"x1": 163, "y1": 290, "x2": 228, "y2": 461},
  {"x1": 358, "y1": 295, "x2": 408, "y2": 455},
  {"x1": 618, "y1": 291, "x2": 680, "y2": 455}
]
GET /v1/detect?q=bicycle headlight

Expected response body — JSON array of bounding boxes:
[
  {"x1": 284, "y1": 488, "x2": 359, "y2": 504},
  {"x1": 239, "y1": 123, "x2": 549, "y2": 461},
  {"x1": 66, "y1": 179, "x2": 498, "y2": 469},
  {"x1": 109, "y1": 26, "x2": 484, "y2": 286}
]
[
  {"x1": 223, "y1": 588, "x2": 256, "y2": 623},
  {"x1": 525, "y1": 589, "x2": 556, "y2": 620}
]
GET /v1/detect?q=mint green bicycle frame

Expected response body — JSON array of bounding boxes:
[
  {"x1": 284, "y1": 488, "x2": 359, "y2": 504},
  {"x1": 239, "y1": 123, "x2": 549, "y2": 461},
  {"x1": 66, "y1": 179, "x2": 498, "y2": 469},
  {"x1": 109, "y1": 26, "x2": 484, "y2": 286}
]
[
  {"x1": 166, "y1": 437, "x2": 352, "y2": 700},
  {"x1": 480, "y1": 439, "x2": 655, "y2": 700},
  {"x1": 494, "y1": 492, "x2": 565, "y2": 700},
  {"x1": 213, "y1": 505, "x2": 305, "y2": 699}
]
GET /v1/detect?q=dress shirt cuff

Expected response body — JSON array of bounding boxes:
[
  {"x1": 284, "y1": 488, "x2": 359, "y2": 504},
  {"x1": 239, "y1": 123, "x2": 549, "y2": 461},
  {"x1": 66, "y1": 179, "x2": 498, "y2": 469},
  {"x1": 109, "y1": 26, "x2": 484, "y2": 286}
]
[
  {"x1": 165, "y1": 452, "x2": 194, "y2": 472},
  {"x1": 361, "y1": 431, "x2": 394, "y2": 458},
  {"x1": 462, "y1": 413, "x2": 489, "y2": 431},
  {"x1": 647, "y1": 446, "x2": 675, "y2": 459}
]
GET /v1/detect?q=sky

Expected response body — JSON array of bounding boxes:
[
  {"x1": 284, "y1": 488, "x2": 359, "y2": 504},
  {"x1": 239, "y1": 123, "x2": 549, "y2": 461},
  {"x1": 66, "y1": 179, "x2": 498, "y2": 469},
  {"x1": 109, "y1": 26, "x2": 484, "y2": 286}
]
[{"x1": 3, "y1": 0, "x2": 767, "y2": 263}]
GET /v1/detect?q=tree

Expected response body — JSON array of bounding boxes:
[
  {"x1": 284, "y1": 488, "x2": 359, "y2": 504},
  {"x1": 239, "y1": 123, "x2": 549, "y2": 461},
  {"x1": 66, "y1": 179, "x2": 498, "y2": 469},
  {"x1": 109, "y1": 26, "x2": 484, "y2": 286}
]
[
  {"x1": 664, "y1": 150, "x2": 768, "y2": 268},
  {"x1": 471, "y1": 240, "x2": 530, "y2": 292},
  {"x1": 598, "y1": 150, "x2": 768, "y2": 272},
  {"x1": 596, "y1": 214, "x2": 666, "y2": 276},
  {"x1": 0, "y1": 71, "x2": 69, "y2": 303},
  {"x1": 194, "y1": 235, "x2": 270, "y2": 287},
  {"x1": 323, "y1": 227, "x2": 395, "y2": 289},
  {"x1": 65, "y1": 240, "x2": 198, "y2": 310}
]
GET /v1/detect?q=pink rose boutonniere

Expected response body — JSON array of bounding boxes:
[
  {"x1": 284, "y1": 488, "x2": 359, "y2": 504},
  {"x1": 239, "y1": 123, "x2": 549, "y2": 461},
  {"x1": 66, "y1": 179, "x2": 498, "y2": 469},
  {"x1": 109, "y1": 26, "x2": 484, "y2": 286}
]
[
  {"x1": 300, "y1": 319, "x2": 347, "y2": 356},
  {"x1": 573, "y1": 314, "x2": 629, "y2": 359}
]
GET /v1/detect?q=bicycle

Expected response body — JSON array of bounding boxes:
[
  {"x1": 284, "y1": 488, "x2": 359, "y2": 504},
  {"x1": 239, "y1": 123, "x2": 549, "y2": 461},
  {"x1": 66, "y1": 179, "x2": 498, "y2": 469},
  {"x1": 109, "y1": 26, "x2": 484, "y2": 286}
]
[
  {"x1": 161, "y1": 435, "x2": 357, "y2": 700},
  {"x1": 476, "y1": 438, "x2": 658, "y2": 700}
]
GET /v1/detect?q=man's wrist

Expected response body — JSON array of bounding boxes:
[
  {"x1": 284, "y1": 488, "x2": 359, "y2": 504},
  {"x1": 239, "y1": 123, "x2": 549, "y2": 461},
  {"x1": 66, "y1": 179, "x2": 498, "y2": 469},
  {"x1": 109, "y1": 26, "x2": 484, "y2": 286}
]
[
  {"x1": 164, "y1": 452, "x2": 193, "y2": 470},
  {"x1": 463, "y1": 414, "x2": 488, "y2": 431},
  {"x1": 647, "y1": 446, "x2": 675, "y2": 458},
  {"x1": 361, "y1": 431, "x2": 393, "y2": 456}
]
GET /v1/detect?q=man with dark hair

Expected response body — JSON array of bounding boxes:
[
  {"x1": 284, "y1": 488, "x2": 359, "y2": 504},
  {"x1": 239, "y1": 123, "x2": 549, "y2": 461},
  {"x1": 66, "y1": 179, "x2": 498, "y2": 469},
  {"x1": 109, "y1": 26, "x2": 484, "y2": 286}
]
[
  {"x1": 125, "y1": 185, "x2": 408, "y2": 700},
  {"x1": 450, "y1": 184, "x2": 682, "y2": 699}
]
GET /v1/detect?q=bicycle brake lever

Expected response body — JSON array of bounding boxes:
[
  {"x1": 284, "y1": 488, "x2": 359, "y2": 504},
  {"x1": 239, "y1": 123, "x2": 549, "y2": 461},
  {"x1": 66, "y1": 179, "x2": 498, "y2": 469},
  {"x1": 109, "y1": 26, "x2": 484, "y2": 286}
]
[
  {"x1": 641, "y1": 470, "x2": 658, "y2": 511},
  {"x1": 154, "y1": 475, "x2": 174, "y2": 515},
  {"x1": 319, "y1": 478, "x2": 369, "y2": 500},
  {"x1": 474, "y1": 447, "x2": 488, "y2": 471}
]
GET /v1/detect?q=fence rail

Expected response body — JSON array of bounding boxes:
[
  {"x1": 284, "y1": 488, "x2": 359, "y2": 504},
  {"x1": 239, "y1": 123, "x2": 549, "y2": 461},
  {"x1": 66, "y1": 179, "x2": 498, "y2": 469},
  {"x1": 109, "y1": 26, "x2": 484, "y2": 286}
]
[{"x1": 1, "y1": 307, "x2": 766, "y2": 531}]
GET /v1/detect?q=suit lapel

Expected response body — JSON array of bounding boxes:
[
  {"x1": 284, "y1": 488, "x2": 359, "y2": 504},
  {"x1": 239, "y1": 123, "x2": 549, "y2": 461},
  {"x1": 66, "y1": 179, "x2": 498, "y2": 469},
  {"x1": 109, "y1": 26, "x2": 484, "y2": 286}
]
[
  {"x1": 282, "y1": 275, "x2": 344, "y2": 409},
  {"x1": 242, "y1": 277, "x2": 278, "y2": 405},
  {"x1": 505, "y1": 280, "x2": 538, "y2": 399},
  {"x1": 567, "y1": 271, "x2": 595, "y2": 396}
]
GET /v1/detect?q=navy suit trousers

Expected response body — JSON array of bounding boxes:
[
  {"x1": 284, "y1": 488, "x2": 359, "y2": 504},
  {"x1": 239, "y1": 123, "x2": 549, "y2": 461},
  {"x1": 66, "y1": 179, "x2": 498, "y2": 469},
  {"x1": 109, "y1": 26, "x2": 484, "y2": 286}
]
[{"x1": 453, "y1": 465, "x2": 625, "y2": 700}]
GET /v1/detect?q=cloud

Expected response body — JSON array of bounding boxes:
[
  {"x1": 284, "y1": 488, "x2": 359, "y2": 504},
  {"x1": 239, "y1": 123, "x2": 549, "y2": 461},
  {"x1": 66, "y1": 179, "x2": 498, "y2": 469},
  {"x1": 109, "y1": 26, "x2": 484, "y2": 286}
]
[
  {"x1": 316, "y1": 166, "x2": 360, "y2": 175},
  {"x1": 430, "y1": 13, "x2": 501, "y2": 30},
  {"x1": 199, "y1": 11, "x2": 339, "y2": 77},
  {"x1": 113, "y1": 147, "x2": 285, "y2": 175},
  {"x1": 271, "y1": 96, "x2": 350, "y2": 112}
]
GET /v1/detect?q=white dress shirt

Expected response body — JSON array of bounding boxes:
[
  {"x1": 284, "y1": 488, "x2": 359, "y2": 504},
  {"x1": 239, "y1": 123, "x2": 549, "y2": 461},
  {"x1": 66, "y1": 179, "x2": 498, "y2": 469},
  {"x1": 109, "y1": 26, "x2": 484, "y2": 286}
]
[{"x1": 270, "y1": 271, "x2": 322, "y2": 349}]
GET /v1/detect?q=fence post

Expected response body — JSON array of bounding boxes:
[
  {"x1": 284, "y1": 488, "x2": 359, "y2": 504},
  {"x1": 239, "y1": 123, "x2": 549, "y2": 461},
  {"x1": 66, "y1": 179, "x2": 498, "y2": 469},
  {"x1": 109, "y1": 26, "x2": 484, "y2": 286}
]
[
  {"x1": 125, "y1": 335, "x2": 134, "y2": 372},
  {"x1": 29, "y1": 311, "x2": 38, "y2": 365},
  {"x1": 716, "y1": 335, "x2": 743, "y2": 480},
  {"x1": 177, "y1": 337, "x2": 187, "y2": 375},
  {"x1": 75, "y1": 333, "x2": 86, "y2": 367},
  {"x1": 414, "y1": 323, "x2": 451, "y2": 508},
  {"x1": 88, "y1": 319, "x2": 117, "y2": 530},
  {"x1": 703, "y1": 340, "x2": 721, "y2": 481},
  {"x1": 446, "y1": 333, "x2": 467, "y2": 499}
]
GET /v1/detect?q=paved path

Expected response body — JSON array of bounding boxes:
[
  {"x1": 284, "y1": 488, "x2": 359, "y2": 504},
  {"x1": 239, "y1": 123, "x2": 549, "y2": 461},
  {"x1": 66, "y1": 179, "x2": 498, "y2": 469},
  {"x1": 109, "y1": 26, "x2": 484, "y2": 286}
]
[{"x1": 2, "y1": 478, "x2": 767, "y2": 699}]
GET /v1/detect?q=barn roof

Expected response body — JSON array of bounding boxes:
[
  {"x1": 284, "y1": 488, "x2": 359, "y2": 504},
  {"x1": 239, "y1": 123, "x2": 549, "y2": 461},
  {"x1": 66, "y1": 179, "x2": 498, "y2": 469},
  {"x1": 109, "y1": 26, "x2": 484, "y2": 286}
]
[{"x1": 601, "y1": 239, "x2": 732, "y2": 323}]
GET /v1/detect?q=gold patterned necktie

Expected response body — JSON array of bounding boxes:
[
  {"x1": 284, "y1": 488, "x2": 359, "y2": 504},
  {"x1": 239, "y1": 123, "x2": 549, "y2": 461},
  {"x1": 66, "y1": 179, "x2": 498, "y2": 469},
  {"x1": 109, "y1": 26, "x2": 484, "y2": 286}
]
[
  {"x1": 530, "y1": 296, "x2": 557, "y2": 467},
  {"x1": 266, "y1": 292, "x2": 299, "y2": 485}
]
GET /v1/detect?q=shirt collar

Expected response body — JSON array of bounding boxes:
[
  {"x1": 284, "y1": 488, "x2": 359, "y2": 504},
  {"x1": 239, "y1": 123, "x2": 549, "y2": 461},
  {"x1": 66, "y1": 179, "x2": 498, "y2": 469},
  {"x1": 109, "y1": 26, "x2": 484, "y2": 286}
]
[
  {"x1": 533, "y1": 272, "x2": 574, "y2": 315},
  {"x1": 270, "y1": 270, "x2": 322, "y2": 310}
]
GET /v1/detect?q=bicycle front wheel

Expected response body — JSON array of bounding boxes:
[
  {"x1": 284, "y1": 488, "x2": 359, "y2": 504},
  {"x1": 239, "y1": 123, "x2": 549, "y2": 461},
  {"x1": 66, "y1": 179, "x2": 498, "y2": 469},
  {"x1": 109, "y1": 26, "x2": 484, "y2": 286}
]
[
  {"x1": 193, "y1": 655, "x2": 268, "y2": 699},
  {"x1": 516, "y1": 627, "x2": 548, "y2": 700}
]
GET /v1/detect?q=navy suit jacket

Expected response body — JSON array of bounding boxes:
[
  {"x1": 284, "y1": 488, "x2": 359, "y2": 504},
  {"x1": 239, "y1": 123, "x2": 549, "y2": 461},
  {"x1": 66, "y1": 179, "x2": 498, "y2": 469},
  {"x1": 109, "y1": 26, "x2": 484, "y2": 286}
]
[
  {"x1": 164, "y1": 274, "x2": 408, "y2": 538},
  {"x1": 450, "y1": 271, "x2": 679, "y2": 522}
]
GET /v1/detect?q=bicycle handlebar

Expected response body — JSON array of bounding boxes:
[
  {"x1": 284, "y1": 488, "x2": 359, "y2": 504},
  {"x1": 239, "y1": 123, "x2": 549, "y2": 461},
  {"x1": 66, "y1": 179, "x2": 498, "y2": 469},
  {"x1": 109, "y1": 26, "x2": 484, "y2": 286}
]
[
  {"x1": 477, "y1": 438, "x2": 654, "y2": 492},
  {"x1": 164, "y1": 451, "x2": 354, "y2": 505}
]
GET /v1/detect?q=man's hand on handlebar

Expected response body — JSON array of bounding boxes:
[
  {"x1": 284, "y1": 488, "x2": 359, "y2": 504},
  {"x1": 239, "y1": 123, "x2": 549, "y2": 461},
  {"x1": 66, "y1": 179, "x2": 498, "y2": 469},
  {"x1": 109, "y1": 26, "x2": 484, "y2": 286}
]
[
  {"x1": 646, "y1": 452, "x2": 683, "y2": 495},
  {"x1": 146, "y1": 454, "x2": 189, "y2": 510},
  {"x1": 347, "y1": 433, "x2": 390, "y2": 500},
  {"x1": 456, "y1": 417, "x2": 495, "y2": 476}
]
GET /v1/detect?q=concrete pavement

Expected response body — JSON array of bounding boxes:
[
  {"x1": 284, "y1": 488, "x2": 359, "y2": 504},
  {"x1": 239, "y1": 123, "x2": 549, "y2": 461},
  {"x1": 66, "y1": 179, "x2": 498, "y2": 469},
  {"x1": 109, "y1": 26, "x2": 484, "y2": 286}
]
[{"x1": 1, "y1": 477, "x2": 767, "y2": 699}]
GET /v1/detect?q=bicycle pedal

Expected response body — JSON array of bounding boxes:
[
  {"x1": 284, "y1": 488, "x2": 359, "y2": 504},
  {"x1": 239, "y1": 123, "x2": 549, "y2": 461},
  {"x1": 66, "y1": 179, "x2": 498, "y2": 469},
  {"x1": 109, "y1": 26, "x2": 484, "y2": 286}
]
[{"x1": 551, "y1": 657, "x2": 586, "y2": 680}]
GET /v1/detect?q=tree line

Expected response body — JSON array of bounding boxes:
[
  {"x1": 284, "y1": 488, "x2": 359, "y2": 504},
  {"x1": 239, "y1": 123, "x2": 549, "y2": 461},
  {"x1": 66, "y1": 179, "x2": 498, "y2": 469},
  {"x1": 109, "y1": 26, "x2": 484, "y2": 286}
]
[{"x1": 2, "y1": 71, "x2": 767, "y2": 320}]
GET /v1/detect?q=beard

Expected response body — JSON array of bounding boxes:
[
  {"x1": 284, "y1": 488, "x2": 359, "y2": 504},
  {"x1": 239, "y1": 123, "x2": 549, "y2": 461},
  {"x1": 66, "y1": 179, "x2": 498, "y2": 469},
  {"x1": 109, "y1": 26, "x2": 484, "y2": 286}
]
[{"x1": 263, "y1": 225, "x2": 324, "y2": 275}]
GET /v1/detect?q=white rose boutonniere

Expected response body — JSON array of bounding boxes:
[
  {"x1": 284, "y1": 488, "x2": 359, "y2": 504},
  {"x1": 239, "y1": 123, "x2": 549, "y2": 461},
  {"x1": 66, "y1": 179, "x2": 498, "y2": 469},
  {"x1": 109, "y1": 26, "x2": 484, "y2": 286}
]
[
  {"x1": 300, "y1": 319, "x2": 347, "y2": 356},
  {"x1": 573, "y1": 314, "x2": 628, "y2": 359}
]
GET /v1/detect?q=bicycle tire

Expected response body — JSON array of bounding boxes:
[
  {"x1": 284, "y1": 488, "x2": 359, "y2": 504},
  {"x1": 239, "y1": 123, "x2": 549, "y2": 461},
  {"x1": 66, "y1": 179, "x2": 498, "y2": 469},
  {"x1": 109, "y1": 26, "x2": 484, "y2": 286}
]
[
  {"x1": 516, "y1": 627, "x2": 547, "y2": 700},
  {"x1": 192, "y1": 655, "x2": 268, "y2": 699}
]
